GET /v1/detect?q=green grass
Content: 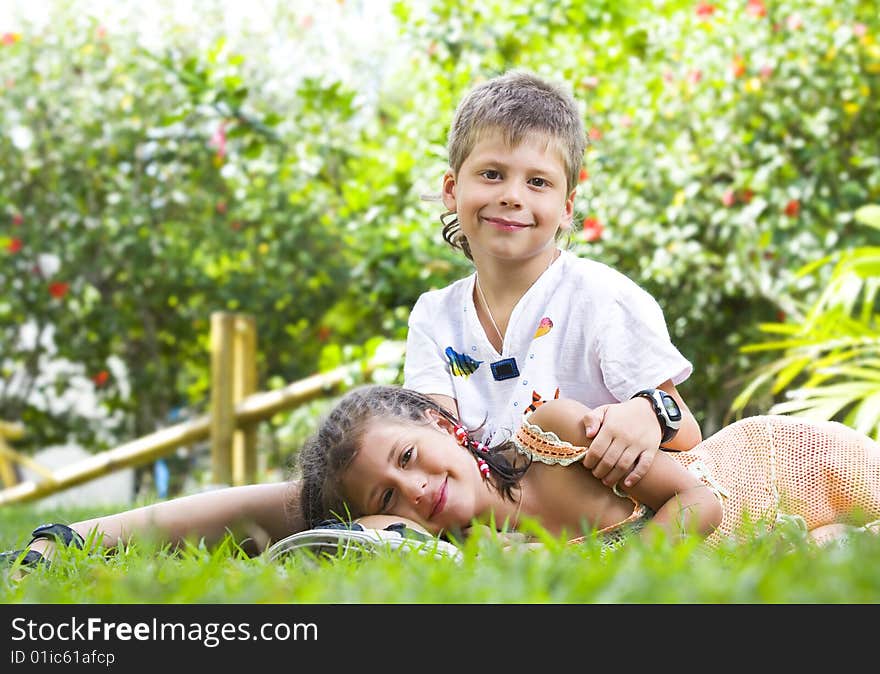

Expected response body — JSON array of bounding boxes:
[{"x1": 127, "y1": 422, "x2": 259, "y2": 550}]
[{"x1": 2, "y1": 503, "x2": 879, "y2": 603}]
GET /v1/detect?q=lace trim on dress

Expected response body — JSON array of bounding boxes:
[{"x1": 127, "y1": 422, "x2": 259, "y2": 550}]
[{"x1": 514, "y1": 418, "x2": 588, "y2": 466}]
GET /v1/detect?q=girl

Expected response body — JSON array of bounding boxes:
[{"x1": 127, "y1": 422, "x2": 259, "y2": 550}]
[{"x1": 299, "y1": 385, "x2": 880, "y2": 548}]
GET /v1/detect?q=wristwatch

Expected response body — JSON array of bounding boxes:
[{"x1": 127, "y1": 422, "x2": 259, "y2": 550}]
[{"x1": 631, "y1": 388, "x2": 682, "y2": 444}]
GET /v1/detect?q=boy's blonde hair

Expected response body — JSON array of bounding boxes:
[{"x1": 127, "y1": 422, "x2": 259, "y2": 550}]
[
  {"x1": 442, "y1": 71, "x2": 586, "y2": 260},
  {"x1": 447, "y1": 70, "x2": 586, "y2": 193}
]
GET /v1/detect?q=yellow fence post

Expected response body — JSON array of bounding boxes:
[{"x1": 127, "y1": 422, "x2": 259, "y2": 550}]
[
  {"x1": 0, "y1": 421, "x2": 24, "y2": 488},
  {"x1": 232, "y1": 314, "x2": 257, "y2": 486},
  {"x1": 210, "y1": 312, "x2": 235, "y2": 485}
]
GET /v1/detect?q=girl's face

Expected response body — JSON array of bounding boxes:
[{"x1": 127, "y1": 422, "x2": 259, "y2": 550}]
[
  {"x1": 339, "y1": 413, "x2": 490, "y2": 535},
  {"x1": 442, "y1": 129, "x2": 575, "y2": 266}
]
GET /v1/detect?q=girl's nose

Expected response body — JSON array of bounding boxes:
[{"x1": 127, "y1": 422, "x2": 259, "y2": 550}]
[{"x1": 402, "y1": 476, "x2": 427, "y2": 504}]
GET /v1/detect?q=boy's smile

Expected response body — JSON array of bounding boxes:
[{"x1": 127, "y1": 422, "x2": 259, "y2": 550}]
[{"x1": 442, "y1": 129, "x2": 575, "y2": 268}]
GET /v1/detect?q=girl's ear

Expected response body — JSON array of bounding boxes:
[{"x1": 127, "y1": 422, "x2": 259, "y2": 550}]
[
  {"x1": 424, "y1": 408, "x2": 456, "y2": 435},
  {"x1": 441, "y1": 170, "x2": 457, "y2": 212}
]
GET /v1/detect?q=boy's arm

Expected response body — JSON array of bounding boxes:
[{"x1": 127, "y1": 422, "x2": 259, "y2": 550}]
[
  {"x1": 529, "y1": 399, "x2": 721, "y2": 541},
  {"x1": 581, "y1": 380, "x2": 701, "y2": 490},
  {"x1": 25, "y1": 481, "x2": 302, "y2": 561}
]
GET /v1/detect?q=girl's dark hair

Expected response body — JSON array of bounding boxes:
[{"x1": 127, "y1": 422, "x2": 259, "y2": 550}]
[{"x1": 297, "y1": 385, "x2": 530, "y2": 528}]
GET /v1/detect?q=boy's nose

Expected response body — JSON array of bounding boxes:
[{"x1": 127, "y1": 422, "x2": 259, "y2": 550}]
[{"x1": 499, "y1": 185, "x2": 523, "y2": 208}]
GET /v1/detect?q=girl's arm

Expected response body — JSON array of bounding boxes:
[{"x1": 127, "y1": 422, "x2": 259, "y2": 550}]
[
  {"x1": 528, "y1": 399, "x2": 722, "y2": 540},
  {"x1": 27, "y1": 481, "x2": 303, "y2": 559}
]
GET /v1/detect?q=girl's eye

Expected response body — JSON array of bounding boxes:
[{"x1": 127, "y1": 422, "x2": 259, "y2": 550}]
[
  {"x1": 401, "y1": 447, "x2": 413, "y2": 467},
  {"x1": 380, "y1": 489, "x2": 393, "y2": 512}
]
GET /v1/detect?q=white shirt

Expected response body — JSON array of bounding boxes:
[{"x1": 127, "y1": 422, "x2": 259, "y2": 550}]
[{"x1": 404, "y1": 250, "x2": 692, "y2": 442}]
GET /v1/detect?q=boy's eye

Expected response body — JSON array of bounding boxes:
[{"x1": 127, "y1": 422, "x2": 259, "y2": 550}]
[
  {"x1": 481, "y1": 170, "x2": 501, "y2": 180},
  {"x1": 529, "y1": 177, "x2": 548, "y2": 187},
  {"x1": 401, "y1": 447, "x2": 413, "y2": 467}
]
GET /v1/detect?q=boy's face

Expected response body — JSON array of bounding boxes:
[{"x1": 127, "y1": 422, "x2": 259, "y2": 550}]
[
  {"x1": 340, "y1": 414, "x2": 490, "y2": 536},
  {"x1": 442, "y1": 129, "x2": 575, "y2": 265}
]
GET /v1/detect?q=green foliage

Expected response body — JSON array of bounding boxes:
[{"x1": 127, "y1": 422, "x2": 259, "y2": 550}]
[
  {"x1": 0, "y1": 5, "x2": 446, "y2": 451},
  {"x1": 2, "y1": 0, "x2": 879, "y2": 458},
  {"x1": 732, "y1": 205, "x2": 880, "y2": 437}
]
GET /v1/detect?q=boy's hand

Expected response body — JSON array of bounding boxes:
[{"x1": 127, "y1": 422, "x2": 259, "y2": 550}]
[{"x1": 581, "y1": 398, "x2": 663, "y2": 490}]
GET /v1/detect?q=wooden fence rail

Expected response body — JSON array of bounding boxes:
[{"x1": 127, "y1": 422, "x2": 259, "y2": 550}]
[{"x1": 0, "y1": 313, "x2": 400, "y2": 507}]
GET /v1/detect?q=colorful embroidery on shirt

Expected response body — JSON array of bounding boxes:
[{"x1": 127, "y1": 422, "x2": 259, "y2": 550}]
[
  {"x1": 533, "y1": 317, "x2": 553, "y2": 339},
  {"x1": 525, "y1": 387, "x2": 560, "y2": 414},
  {"x1": 445, "y1": 346, "x2": 483, "y2": 378}
]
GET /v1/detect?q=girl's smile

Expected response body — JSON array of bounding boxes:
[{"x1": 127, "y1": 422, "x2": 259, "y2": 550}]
[{"x1": 339, "y1": 415, "x2": 492, "y2": 534}]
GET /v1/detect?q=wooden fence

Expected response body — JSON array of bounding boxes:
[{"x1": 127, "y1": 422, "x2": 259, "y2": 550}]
[{"x1": 0, "y1": 312, "x2": 400, "y2": 507}]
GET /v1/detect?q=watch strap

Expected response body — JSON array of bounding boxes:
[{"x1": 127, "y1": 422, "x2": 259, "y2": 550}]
[
  {"x1": 632, "y1": 389, "x2": 678, "y2": 444},
  {"x1": 28, "y1": 523, "x2": 85, "y2": 550}
]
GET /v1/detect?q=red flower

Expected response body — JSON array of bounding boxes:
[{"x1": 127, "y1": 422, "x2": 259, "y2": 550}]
[
  {"x1": 582, "y1": 216, "x2": 604, "y2": 242},
  {"x1": 784, "y1": 199, "x2": 800, "y2": 217},
  {"x1": 721, "y1": 190, "x2": 736, "y2": 207},
  {"x1": 731, "y1": 56, "x2": 747, "y2": 78},
  {"x1": 745, "y1": 0, "x2": 766, "y2": 18},
  {"x1": 759, "y1": 64, "x2": 774, "y2": 80},
  {"x1": 92, "y1": 370, "x2": 110, "y2": 387},
  {"x1": 209, "y1": 121, "x2": 227, "y2": 159},
  {"x1": 741, "y1": 189, "x2": 755, "y2": 203},
  {"x1": 588, "y1": 127, "x2": 603, "y2": 141},
  {"x1": 7, "y1": 238, "x2": 22, "y2": 253},
  {"x1": 12, "y1": 213, "x2": 23, "y2": 226},
  {"x1": 1, "y1": 33, "x2": 20, "y2": 46},
  {"x1": 786, "y1": 14, "x2": 803, "y2": 31},
  {"x1": 776, "y1": 310, "x2": 787, "y2": 322},
  {"x1": 48, "y1": 281, "x2": 69, "y2": 299},
  {"x1": 695, "y1": 2, "x2": 716, "y2": 18},
  {"x1": 317, "y1": 325, "x2": 332, "y2": 342},
  {"x1": 686, "y1": 69, "x2": 703, "y2": 85},
  {"x1": 580, "y1": 75, "x2": 599, "y2": 89},
  {"x1": 216, "y1": 200, "x2": 227, "y2": 215},
  {"x1": 579, "y1": 167, "x2": 589, "y2": 182}
]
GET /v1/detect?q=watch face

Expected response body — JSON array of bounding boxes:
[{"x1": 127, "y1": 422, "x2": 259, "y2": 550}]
[{"x1": 661, "y1": 393, "x2": 682, "y2": 421}]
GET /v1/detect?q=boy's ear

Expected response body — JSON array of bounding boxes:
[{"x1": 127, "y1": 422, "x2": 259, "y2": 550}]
[
  {"x1": 441, "y1": 170, "x2": 457, "y2": 212},
  {"x1": 559, "y1": 187, "x2": 577, "y2": 231}
]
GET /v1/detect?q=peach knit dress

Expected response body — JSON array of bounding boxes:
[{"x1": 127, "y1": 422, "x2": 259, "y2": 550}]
[{"x1": 514, "y1": 415, "x2": 880, "y2": 546}]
